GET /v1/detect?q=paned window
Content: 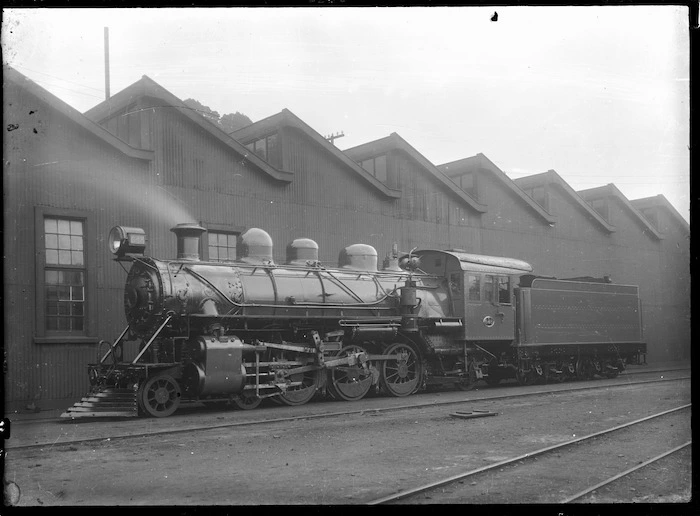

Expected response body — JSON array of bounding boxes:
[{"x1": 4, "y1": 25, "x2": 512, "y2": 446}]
[
  {"x1": 589, "y1": 199, "x2": 610, "y2": 222},
  {"x1": 360, "y1": 155, "x2": 388, "y2": 183},
  {"x1": 483, "y1": 275, "x2": 494, "y2": 304},
  {"x1": 208, "y1": 231, "x2": 238, "y2": 262},
  {"x1": 43, "y1": 217, "x2": 85, "y2": 332},
  {"x1": 460, "y1": 173, "x2": 478, "y2": 200},
  {"x1": 527, "y1": 186, "x2": 549, "y2": 211},
  {"x1": 245, "y1": 133, "x2": 280, "y2": 167},
  {"x1": 497, "y1": 276, "x2": 511, "y2": 304}
]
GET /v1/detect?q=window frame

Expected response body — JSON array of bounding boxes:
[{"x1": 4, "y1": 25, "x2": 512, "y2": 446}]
[
  {"x1": 245, "y1": 133, "x2": 280, "y2": 167},
  {"x1": 466, "y1": 274, "x2": 481, "y2": 302},
  {"x1": 497, "y1": 276, "x2": 512, "y2": 305},
  {"x1": 460, "y1": 173, "x2": 478, "y2": 200},
  {"x1": 528, "y1": 185, "x2": 550, "y2": 211},
  {"x1": 483, "y1": 274, "x2": 513, "y2": 305},
  {"x1": 589, "y1": 198, "x2": 611, "y2": 223},
  {"x1": 201, "y1": 223, "x2": 245, "y2": 262},
  {"x1": 34, "y1": 206, "x2": 97, "y2": 343},
  {"x1": 359, "y1": 155, "x2": 388, "y2": 183}
]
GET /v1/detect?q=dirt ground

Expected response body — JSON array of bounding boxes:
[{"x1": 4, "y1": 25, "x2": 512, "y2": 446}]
[{"x1": 4, "y1": 377, "x2": 691, "y2": 506}]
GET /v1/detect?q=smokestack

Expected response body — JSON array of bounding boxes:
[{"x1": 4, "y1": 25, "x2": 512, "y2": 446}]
[
  {"x1": 170, "y1": 223, "x2": 206, "y2": 261},
  {"x1": 104, "y1": 27, "x2": 110, "y2": 100}
]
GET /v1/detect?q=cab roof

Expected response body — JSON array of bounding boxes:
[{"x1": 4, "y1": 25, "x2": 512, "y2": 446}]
[{"x1": 415, "y1": 249, "x2": 533, "y2": 275}]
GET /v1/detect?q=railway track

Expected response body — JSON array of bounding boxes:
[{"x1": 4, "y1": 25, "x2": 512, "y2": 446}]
[
  {"x1": 366, "y1": 404, "x2": 692, "y2": 504},
  {"x1": 5, "y1": 369, "x2": 690, "y2": 452},
  {"x1": 561, "y1": 441, "x2": 692, "y2": 503},
  {"x1": 9, "y1": 364, "x2": 686, "y2": 427}
]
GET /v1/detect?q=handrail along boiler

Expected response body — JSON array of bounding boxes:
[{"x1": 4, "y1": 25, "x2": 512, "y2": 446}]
[{"x1": 62, "y1": 224, "x2": 646, "y2": 418}]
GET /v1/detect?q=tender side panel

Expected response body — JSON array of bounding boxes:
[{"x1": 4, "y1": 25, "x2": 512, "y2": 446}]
[{"x1": 518, "y1": 279, "x2": 643, "y2": 347}]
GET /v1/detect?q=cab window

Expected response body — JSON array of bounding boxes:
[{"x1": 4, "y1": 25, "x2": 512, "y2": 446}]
[
  {"x1": 448, "y1": 272, "x2": 463, "y2": 298},
  {"x1": 498, "y1": 276, "x2": 511, "y2": 304},
  {"x1": 467, "y1": 274, "x2": 481, "y2": 301},
  {"x1": 483, "y1": 275, "x2": 494, "y2": 303}
]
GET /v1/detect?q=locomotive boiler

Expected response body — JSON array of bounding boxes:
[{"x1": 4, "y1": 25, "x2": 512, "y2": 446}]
[{"x1": 62, "y1": 223, "x2": 646, "y2": 418}]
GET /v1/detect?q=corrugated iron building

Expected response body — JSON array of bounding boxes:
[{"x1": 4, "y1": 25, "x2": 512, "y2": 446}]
[{"x1": 3, "y1": 67, "x2": 689, "y2": 410}]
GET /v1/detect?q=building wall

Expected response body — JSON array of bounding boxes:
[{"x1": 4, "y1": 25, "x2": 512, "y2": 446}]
[{"x1": 3, "y1": 81, "x2": 153, "y2": 409}]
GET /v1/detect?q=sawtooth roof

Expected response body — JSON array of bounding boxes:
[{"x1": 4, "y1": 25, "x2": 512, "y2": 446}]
[
  {"x1": 438, "y1": 153, "x2": 556, "y2": 224},
  {"x1": 84, "y1": 75, "x2": 292, "y2": 183},
  {"x1": 232, "y1": 109, "x2": 402, "y2": 198},
  {"x1": 5, "y1": 65, "x2": 153, "y2": 161}
]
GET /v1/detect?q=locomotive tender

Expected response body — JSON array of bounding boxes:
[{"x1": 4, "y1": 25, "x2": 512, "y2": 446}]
[{"x1": 62, "y1": 223, "x2": 646, "y2": 418}]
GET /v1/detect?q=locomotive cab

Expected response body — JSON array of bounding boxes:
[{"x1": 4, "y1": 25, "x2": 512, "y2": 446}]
[{"x1": 413, "y1": 250, "x2": 533, "y2": 342}]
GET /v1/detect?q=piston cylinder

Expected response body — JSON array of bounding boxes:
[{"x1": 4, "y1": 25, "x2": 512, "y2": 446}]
[{"x1": 183, "y1": 336, "x2": 246, "y2": 396}]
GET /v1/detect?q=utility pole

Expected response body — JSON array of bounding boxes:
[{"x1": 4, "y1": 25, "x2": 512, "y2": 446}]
[
  {"x1": 324, "y1": 131, "x2": 345, "y2": 146},
  {"x1": 104, "y1": 27, "x2": 111, "y2": 100}
]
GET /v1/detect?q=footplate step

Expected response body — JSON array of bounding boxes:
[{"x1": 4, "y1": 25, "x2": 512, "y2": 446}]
[{"x1": 61, "y1": 388, "x2": 138, "y2": 418}]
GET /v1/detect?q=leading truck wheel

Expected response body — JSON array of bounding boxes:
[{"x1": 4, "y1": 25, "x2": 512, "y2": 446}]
[
  {"x1": 380, "y1": 342, "x2": 422, "y2": 397},
  {"x1": 231, "y1": 394, "x2": 263, "y2": 410},
  {"x1": 138, "y1": 374, "x2": 181, "y2": 417},
  {"x1": 327, "y1": 345, "x2": 374, "y2": 401}
]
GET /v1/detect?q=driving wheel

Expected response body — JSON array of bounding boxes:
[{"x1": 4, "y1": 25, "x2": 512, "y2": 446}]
[
  {"x1": 380, "y1": 342, "x2": 422, "y2": 397},
  {"x1": 327, "y1": 345, "x2": 374, "y2": 401},
  {"x1": 278, "y1": 368, "x2": 321, "y2": 406}
]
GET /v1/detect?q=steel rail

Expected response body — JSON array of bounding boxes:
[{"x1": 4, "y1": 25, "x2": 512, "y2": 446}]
[
  {"x1": 6, "y1": 374, "x2": 690, "y2": 452},
  {"x1": 560, "y1": 441, "x2": 692, "y2": 503},
  {"x1": 7, "y1": 367, "x2": 688, "y2": 430},
  {"x1": 365, "y1": 403, "x2": 691, "y2": 505}
]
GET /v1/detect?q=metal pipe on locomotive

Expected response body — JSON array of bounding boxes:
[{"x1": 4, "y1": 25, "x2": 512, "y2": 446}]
[{"x1": 63, "y1": 223, "x2": 646, "y2": 418}]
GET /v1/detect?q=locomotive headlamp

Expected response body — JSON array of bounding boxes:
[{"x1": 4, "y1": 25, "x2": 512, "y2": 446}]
[{"x1": 109, "y1": 226, "x2": 146, "y2": 257}]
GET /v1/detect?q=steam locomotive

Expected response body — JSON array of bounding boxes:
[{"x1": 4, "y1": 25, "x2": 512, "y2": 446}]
[{"x1": 62, "y1": 223, "x2": 646, "y2": 418}]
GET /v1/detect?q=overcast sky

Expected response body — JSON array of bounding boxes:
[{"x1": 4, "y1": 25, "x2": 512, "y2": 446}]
[{"x1": 2, "y1": 6, "x2": 690, "y2": 222}]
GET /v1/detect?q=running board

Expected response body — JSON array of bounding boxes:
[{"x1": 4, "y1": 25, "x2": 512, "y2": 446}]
[{"x1": 61, "y1": 388, "x2": 139, "y2": 418}]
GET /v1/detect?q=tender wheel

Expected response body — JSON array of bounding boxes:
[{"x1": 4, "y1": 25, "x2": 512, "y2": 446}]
[
  {"x1": 516, "y1": 368, "x2": 533, "y2": 386},
  {"x1": 138, "y1": 374, "x2": 181, "y2": 417},
  {"x1": 380, "y1": 342, "x2": 422, "y2": 397},
  {"x1": 231, "y1": 394, "x2": 263, "y2": 410},
  {"x1": 533, "y1": 363, "x2": 546, "y2": 384},
  {"x1": 575, "y1": 358, "x2": 592, "y2": 380},
  {"x1": 604, "y1": 360, "x2": 621, "y2": 378},
  {"x1": 278, "y1": 368, "x2": 321, "y2": 406},
  {"x1": 548, "y1": 364, "x2": 565, "y2": 383},
  {"x1": 327, "y1": 345, "x2": 374, "y2": 401}
]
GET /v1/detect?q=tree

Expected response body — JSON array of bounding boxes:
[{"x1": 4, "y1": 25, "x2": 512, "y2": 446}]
[
  {"x1": 220, "y1": 112, "x2": 253, "y2": 133},
  {"x1": 183, "y1": 98, "x2": 220, "y2": 123},
  {"x1": 183, "y1": 98, "x2": 252, "y2": 133}
]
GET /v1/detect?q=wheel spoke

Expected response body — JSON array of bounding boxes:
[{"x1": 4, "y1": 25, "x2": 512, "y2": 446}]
[
  {"x1": 327, "y1": 345, "x2": 373, "y2": 402},
  {"x1": 139, "y1": 374, "x2": 181, "y2": 417},
  {"x1": 380, "y1": 343, "x2": 422, "y2": 397}
]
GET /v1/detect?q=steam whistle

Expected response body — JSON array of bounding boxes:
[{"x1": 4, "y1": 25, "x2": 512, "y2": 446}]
[{"x1": 382, "y1": 242, "x2": 402, "y2": 271}]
